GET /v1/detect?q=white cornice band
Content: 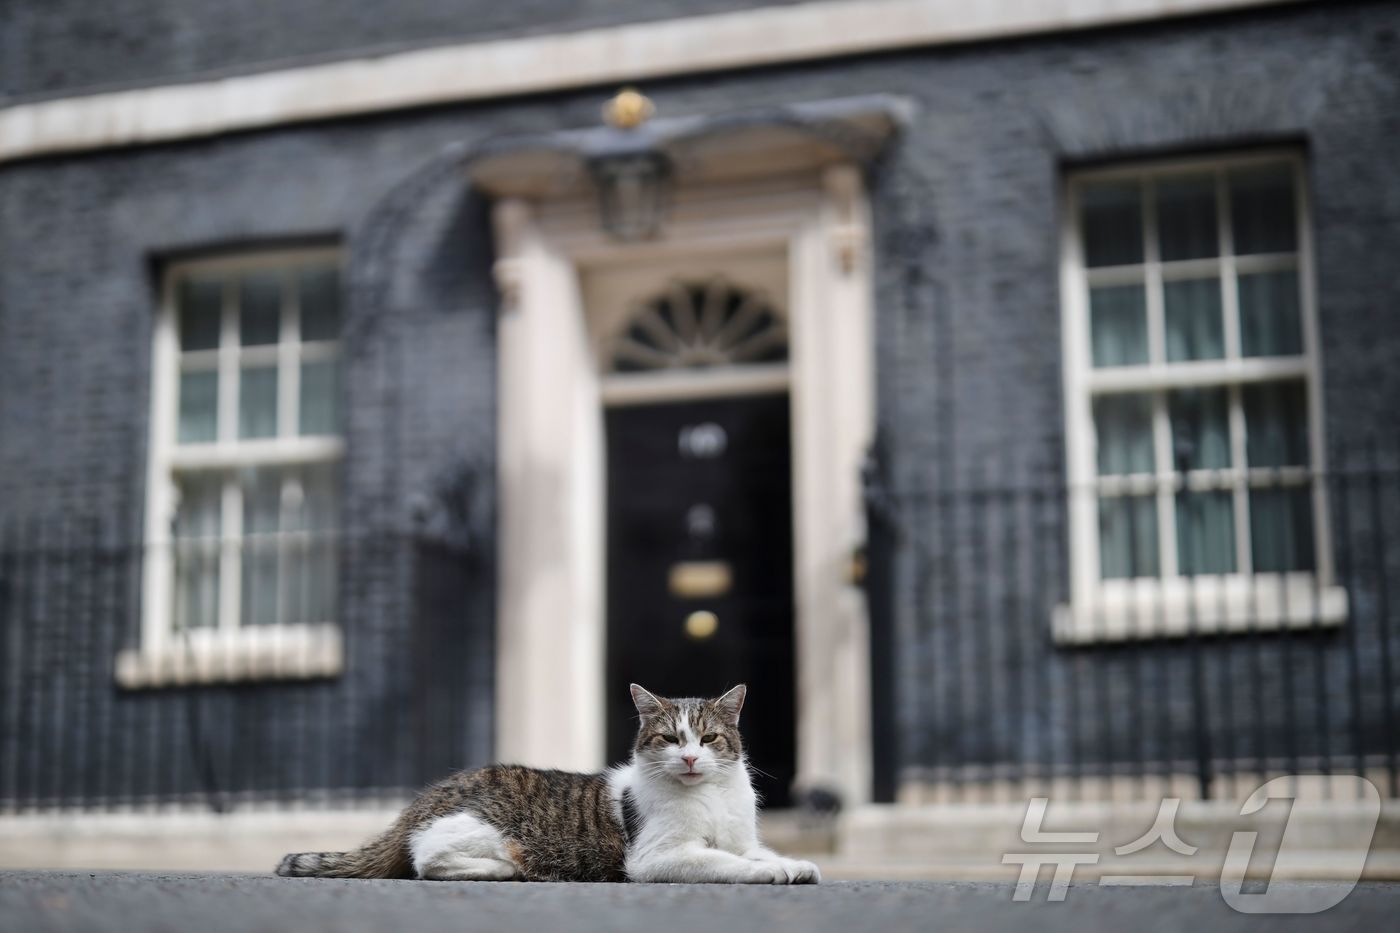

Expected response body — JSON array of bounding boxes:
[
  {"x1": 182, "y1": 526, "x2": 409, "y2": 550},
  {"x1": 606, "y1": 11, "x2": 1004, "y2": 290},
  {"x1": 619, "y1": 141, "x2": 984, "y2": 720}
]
[{"x1": 0, "y1": 0, "x2": 1300, "y2": 164}]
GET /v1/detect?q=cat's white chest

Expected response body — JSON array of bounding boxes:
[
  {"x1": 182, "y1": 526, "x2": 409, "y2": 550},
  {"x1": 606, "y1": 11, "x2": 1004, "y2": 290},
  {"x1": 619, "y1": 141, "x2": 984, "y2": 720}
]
[
  {"x1": 611, "y1": 762, "x2": 760, "y2": 855},
  {"x1": 671, "y1": 783, "x2": 755, "y2": 851}
]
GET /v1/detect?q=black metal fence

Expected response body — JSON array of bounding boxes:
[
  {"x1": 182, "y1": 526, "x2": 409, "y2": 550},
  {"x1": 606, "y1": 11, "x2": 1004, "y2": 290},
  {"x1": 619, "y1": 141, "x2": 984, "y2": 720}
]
[
  {"x1": 0, "y1": 526, "x2": 492, "y2": 813},
  {"x1": 867, "y1": 446, "x2": 1400, "y2": 803},
  {"x1": 4, "y1": 455, "x2": 1398, "y2": 813}
]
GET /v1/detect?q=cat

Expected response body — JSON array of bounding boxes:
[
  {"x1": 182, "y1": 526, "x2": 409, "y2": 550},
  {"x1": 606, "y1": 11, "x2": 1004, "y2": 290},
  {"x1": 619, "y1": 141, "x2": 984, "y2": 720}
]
[{"x1": 277, "y1": 683, "x2": 821, "y2": 884}]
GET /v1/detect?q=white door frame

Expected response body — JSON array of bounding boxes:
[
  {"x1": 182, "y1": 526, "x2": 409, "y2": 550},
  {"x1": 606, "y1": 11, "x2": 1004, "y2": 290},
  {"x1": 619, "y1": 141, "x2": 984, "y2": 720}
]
[{"x1": 490, "y1": 167, "x2": 876, "y2": 804}]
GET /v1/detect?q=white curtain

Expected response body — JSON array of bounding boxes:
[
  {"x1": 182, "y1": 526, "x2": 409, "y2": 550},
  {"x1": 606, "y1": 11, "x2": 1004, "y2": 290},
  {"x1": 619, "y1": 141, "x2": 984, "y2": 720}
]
[
  {"x1": 1170, "y1": 388, "x2": 1234, "y2": 574},
  {"x1": 173, "y1": 476, "x2": 221, "y2": 630},
  {"x1": 1170, "y1": 388, "x2": 1231, "y2": 470},
  {"x1": 177, "y1": 370, "x2": 218, "y2": 443},
  {"x1": 1239, "y1": 270, "x2": 1302, "y2": 358},
  {"x1": 1095, "y1": 394, "x2": 1158, "y2": 578},
  {"x1": 241, "y1": 469, "x2": 282, "y2": 626},
  {"x1": 1165, "y1": 277, "x2": 1224, "y2": 362},
  {"x1": 1095, "y1": 394, "x2": 1154, "y2": 475},
  {"x1": 299, "y1": 465, "x2": 338, "y2": 625},
  {"x1": 1251, "y1": 487, "x2": 1314, "y2": 573},
  {"x1": 239, "y1": 465, "x2": 338, "y2": 627},
  {"x1": 1090, "y1": 285, "x2": 1148, "y2": 367},
  {"x1": 239, "y1": 365, "x2": 278, "y2": 439},
  {"x1": 1176, "y1": 491, "x2": 1235, "y2": 576},
  {"x1": 1244, "y1": 381, "x2": 1307, "y2": 467},
  {"x1": 1245, "y1": 380, "x2": 1312, "y2": 572},
  {"x1": 1099, "y1": 496, "x2": 1158, "y2": 580},
  {"x1": 299, "y1": 360, "x2": 338, "y2": 436}
]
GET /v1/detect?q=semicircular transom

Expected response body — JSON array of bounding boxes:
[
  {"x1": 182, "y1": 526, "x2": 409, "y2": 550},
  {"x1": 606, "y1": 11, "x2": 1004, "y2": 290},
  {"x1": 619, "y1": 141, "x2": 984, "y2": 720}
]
[{"x1": 610, "y1": 278, "x2": 788, "y2": 374}]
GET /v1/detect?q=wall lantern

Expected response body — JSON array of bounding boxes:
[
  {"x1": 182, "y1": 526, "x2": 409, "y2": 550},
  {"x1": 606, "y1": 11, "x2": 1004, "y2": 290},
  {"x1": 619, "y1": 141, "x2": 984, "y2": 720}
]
[
  {"x1": 588, "y1": 88, "x2": 671, "y2": 242},
  {"x1": 469, "y1": 90, "x2": 909, "y2": 244},
  {"x1": 589, "y1": 150, "x2": 672, "y2": 242}
]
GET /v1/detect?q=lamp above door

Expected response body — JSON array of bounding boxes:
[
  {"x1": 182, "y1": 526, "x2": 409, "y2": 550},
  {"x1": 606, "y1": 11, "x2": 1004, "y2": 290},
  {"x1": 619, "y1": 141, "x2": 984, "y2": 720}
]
[{"x1": 468, "y1": 92, "x2": 911, "y2": 241}]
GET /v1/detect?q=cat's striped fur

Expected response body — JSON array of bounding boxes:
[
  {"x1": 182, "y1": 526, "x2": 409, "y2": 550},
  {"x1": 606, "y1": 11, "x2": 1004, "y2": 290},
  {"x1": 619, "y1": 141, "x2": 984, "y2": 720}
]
[
  {"x1": 277, "y1": 766, "x2": 629, "y2": 881},
  {"x1": 276, "y1": 684, "x2": 819, "y2": 884}
]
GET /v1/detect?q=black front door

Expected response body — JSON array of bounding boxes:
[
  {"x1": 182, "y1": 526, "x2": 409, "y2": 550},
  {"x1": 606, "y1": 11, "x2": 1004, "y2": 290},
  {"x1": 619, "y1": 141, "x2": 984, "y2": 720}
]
[{"x1": 605, "y1": 394, "x2": 795, "y2": 807}]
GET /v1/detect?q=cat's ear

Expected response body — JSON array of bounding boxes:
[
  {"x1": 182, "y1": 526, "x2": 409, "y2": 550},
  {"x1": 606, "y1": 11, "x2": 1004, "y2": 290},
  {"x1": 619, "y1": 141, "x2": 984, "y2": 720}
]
[
  {"x1": 630, "y1": 683, "x2": 666, "y2": 719},
  {"x1": 713, "y1": 684, "x2": 746, "y2": 726}
]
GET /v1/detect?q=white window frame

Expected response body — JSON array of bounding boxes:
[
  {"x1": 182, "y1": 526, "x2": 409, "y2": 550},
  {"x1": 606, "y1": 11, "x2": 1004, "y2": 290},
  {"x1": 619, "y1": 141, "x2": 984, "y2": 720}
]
[
  {"x1": 1057, "y1": 150, "x2": 1346, "y2": 644},
  {"x1": 119, "y1": 248, "x2": 345, "y2": 687}
]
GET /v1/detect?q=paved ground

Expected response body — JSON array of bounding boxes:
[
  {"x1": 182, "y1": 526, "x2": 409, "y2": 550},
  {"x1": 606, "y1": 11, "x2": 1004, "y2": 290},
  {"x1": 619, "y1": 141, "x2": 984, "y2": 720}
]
[{"x1": 2, "y1": 872, "x2": 1398, "y2": 933}]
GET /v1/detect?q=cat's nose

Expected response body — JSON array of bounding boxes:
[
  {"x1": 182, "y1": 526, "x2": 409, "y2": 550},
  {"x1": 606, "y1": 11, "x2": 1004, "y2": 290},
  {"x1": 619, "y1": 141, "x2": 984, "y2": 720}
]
[{"x1": 682, "y1": 755, "x2": 698, "y2": 770}]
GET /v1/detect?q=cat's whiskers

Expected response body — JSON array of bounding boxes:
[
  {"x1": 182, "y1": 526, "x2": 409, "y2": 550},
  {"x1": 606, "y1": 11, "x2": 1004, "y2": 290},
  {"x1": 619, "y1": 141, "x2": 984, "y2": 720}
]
[{"x1": 636, "y1": 761, "x2": 679, "y2": 782}]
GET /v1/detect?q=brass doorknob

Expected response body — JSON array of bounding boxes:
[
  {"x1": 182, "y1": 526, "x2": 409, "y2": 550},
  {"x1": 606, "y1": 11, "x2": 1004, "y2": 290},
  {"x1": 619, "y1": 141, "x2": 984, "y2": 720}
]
[{"x1": 684, "y1": 610, "x2": 718, "y2": 640}]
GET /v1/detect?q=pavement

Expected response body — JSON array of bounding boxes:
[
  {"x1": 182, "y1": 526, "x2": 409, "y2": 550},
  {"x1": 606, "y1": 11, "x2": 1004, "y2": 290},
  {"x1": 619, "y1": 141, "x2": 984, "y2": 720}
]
[{"x1": 2, "y1": 872, "x2": 1399, "y2": 933}]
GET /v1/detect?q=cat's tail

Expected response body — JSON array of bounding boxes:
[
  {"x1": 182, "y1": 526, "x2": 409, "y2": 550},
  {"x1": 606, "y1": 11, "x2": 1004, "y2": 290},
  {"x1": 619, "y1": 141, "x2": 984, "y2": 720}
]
[{"x1": 276, "y1": 825, "x2": 412, "y2": 879}]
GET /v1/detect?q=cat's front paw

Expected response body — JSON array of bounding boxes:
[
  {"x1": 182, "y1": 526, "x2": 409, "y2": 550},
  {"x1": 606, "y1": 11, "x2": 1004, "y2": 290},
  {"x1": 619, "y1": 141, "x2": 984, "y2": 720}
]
[
  {"x1": 777, "y1": 858, "x2": 821, "y2": 884},
  {"x1": 742, "y1": 860, "x2": 790, "y2": 884}
]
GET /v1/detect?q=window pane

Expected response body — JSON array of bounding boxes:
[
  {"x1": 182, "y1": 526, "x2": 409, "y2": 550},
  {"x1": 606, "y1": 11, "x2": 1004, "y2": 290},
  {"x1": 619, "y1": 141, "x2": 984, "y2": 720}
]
[
  {"x1": 241, "y1": 467, "x2": 281, "y2": 536},
  {"x1": 177, "y1": 370, "x2": 218, "y2": 443},
  {"x1": 241, "y1": 465, "x2": 341, "y2": 627},
  {"x1": 1095, "y1": 394, "x2": 1155, "y2": 476},
  {"x1": 1164, "y1": 277, "x2": 1224, "y2": 362},
  {"x1": 1157, "y1": 174, "x2": 1218, "y2": 261},
  {"x1": 242, "y1": 468, "x2": 282, "y2": 626},
  {"x1": 1229, "y1": 163, "x2": 1297, "y2": 255},
  {"x1": 1176, "y1": 490, "x2": 1236, "y2": 575},
  {"x1": 173, "y1": 476, "x2": 221, "y2": 631},
  {"x1": 239, "y1": 365, "x2": 278, "y2": 439},
  {"x1": 1081, "y1": 181, "x2": 1143, "y2": 267},
  {"x1": 300, "y1": 359, "x2": 339, "y2": 436},
  {"x1": 1251, "y1": 486, "x2": 1315, "y2": 572},
  {"x1": 299, "y1": 266, "x2": 340, "y2": 342},
  {"x1": 239, "y1": 272, "x2": 282, "y2": 346},
  {"x1": 1169, "y1": 388, "x2": 1231, "y2": 471},
  {"x1": 1239, "y1": 270, "x2": 1303, "y2": 357},
  {"x1": 1244, "y1": 380, "x2": 1309, "y2": 468},
  {"x1": 178, "y1": 278, "x2": 223, "y2": 351},
  {"x1": 1100, "y1": 496, "x2": 1158, "y2": 579},
  {"x1": 174, "y1": 477, "x2": 222, "y2": 540},
  {"x1": 1090, "y1": 284, "x2": 1148, "y2": 367},
  {"x1": 237, "y1": 466, "x2": 339, "y2": 627},
  {"x1": 295, "y1": 465, "x2": 338, "y2": 624},
  {"x1": 290, "y1": 464, "x2": 339, "y2": 532}
]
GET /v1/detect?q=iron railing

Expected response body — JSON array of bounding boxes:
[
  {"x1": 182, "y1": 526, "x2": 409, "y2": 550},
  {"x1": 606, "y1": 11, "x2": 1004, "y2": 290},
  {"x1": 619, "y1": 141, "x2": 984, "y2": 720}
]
[
  {"x1": 0, "y1": 527, "x2": 492, "y2": 813},
  {"x1": 2, "y1": 453, "x2": 1398, "y2": 812},
  {"x1": 866, "y1": 447, "x2": 1400, "y2": 802}
]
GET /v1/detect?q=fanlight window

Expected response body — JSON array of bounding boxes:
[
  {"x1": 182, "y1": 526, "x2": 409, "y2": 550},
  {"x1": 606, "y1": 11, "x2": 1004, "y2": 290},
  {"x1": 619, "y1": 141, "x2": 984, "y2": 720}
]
[{"x1": 610, "y1": 279, "x2": 788, "y2": 373}]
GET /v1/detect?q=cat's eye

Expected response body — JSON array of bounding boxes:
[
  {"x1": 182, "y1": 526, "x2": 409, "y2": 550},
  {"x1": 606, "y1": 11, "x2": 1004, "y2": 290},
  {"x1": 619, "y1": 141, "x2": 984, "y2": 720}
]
[
  {"x1": 701, "y1": 733, "x2": 718, "y2": 744},
  {"x1": 661, "y1": 734, "x2": 680, "y2": 744}
]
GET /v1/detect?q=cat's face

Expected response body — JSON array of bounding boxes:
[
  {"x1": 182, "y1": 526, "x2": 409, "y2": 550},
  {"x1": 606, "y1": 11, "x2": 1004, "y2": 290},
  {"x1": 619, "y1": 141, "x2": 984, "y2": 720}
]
[{"x1": 629, "y1": 684, "x2": 746, "y2": 786}]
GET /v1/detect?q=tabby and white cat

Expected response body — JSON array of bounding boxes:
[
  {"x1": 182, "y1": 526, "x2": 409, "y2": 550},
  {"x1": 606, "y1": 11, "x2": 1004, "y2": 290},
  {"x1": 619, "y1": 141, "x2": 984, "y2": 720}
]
[{"x1": 277, "y1": 684, "x2": 820, "y2": 884}]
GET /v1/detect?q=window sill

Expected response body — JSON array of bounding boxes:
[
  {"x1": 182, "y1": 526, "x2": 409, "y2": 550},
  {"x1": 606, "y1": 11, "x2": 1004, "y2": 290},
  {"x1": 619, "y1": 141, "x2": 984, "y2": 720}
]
[
  {"x1": 1053, "y1": 575, "x2": 1348, "y2": 645},
  {"x1": 115, "y1": 624, "x2": 343, "y2": 688}
]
